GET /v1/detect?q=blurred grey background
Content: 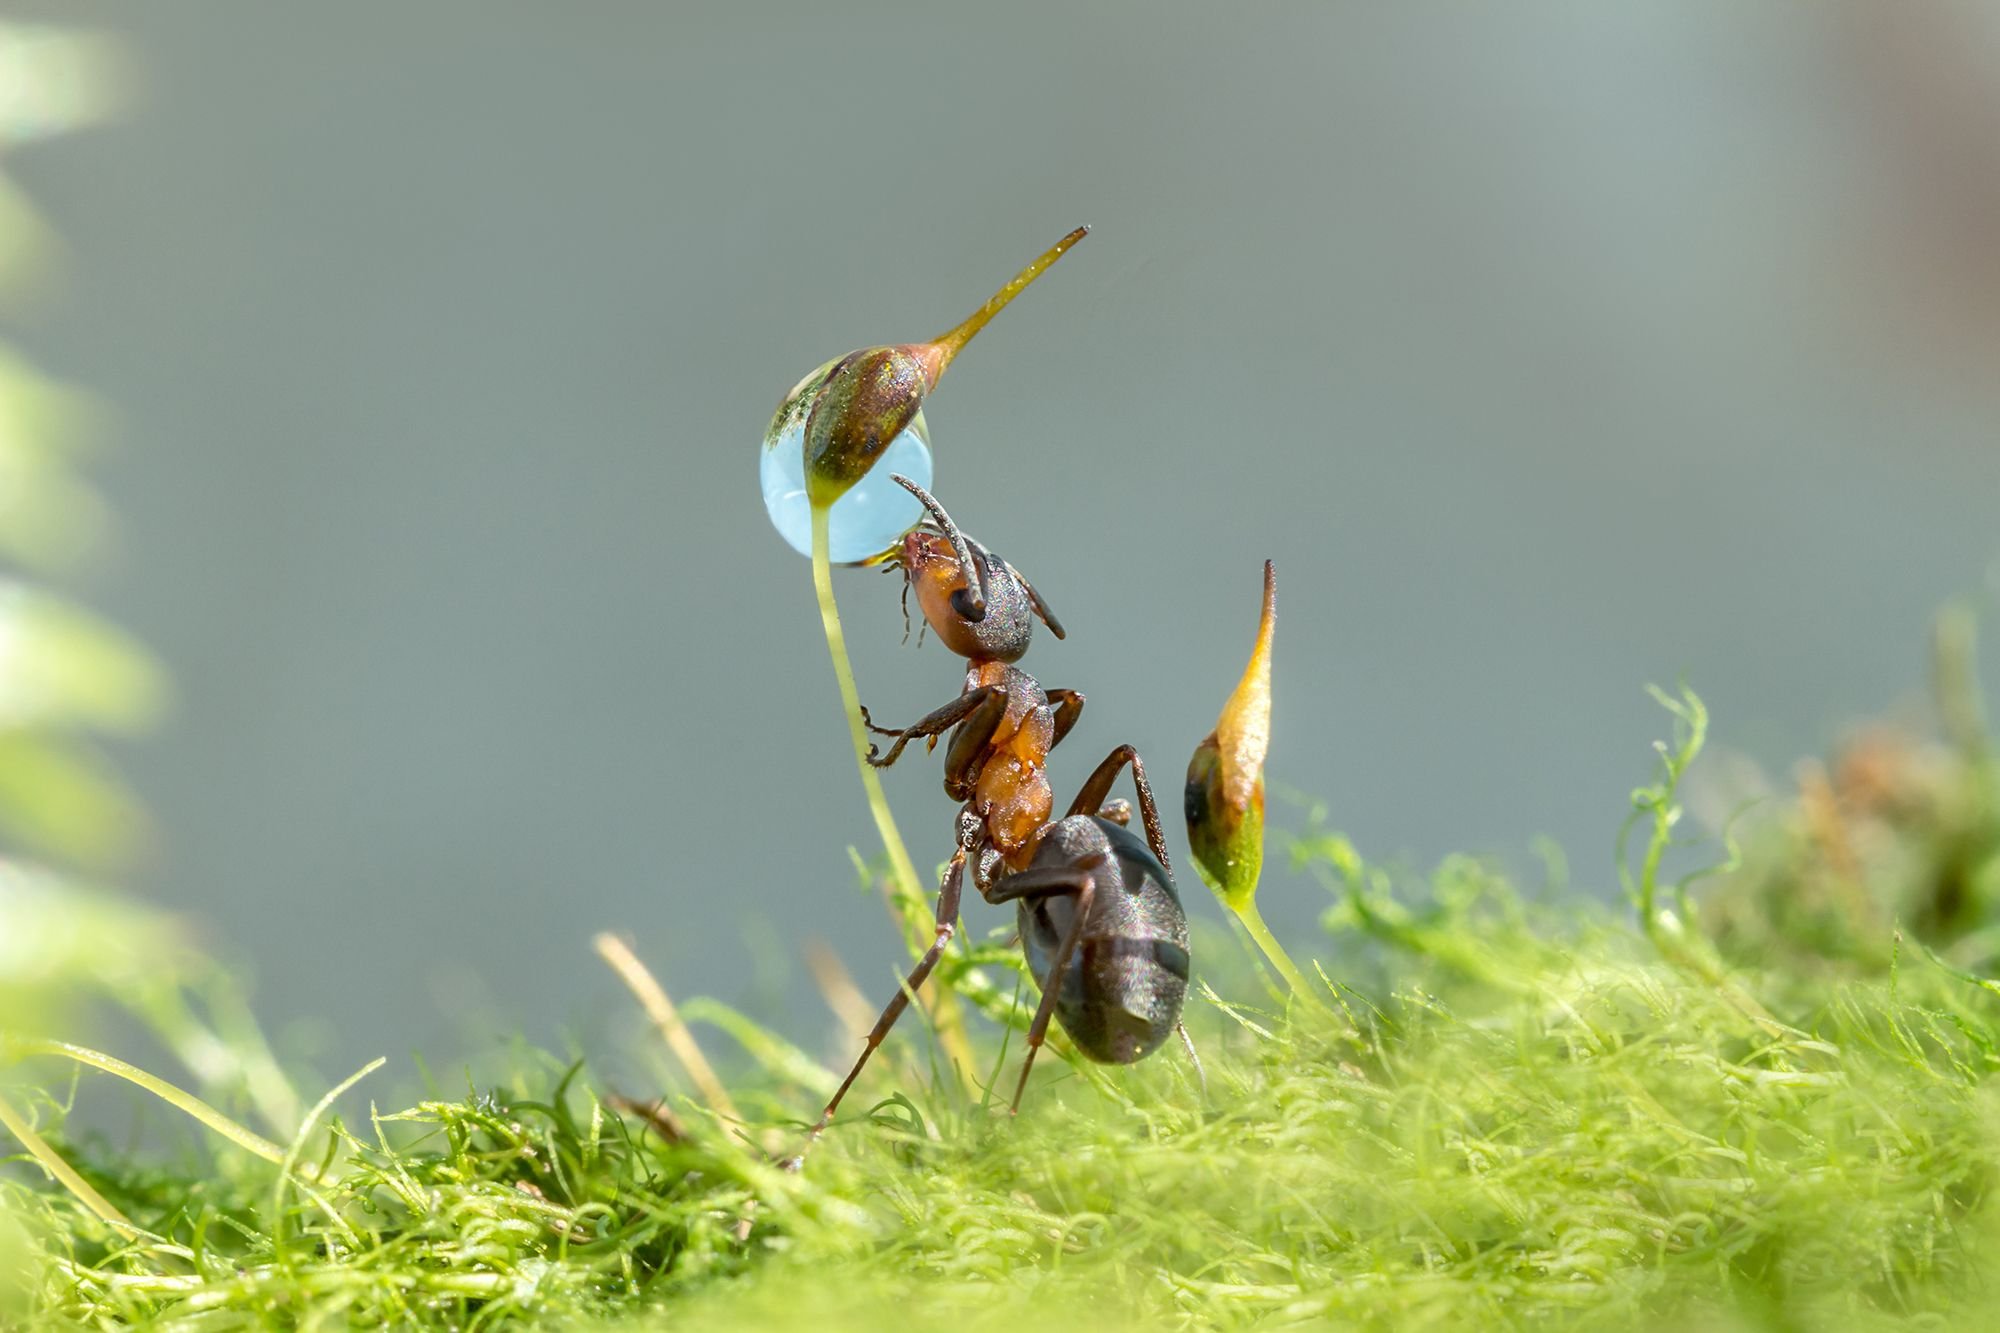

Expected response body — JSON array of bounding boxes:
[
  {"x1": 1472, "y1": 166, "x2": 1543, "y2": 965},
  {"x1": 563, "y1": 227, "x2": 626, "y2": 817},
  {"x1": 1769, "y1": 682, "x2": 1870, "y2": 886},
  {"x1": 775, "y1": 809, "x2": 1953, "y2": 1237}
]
[{"x1": 5, "y1": 3, "x2": 1998, "y2": 1073}]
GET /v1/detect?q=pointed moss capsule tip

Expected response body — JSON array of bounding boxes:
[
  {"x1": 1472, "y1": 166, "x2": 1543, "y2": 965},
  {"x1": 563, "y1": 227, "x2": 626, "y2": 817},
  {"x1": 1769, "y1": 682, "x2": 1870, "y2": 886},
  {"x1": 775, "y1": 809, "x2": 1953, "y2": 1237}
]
[
  {"x1": 926, "y1": 226, "x2": 1091, "y2": 373},
  {"x1": 1217, "y1": 560, "x2": 1276, "y2": 811},
  {"x1": 1186, "y1": 561, "x2": 1278, "y2": 911}
]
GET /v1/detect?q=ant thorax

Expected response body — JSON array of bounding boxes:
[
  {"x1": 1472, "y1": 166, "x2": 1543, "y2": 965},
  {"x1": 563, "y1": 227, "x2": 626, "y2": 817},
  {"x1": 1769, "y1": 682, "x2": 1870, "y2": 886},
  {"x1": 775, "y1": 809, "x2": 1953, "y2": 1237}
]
[{"x1": 963, "y1": 661, "x2": 1055, "y2": 864}]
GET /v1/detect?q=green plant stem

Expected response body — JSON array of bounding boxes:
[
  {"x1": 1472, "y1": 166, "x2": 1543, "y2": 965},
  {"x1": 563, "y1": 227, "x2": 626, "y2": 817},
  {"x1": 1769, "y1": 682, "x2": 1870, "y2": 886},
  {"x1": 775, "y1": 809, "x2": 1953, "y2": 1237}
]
[
  {"x1": 4, "y1": 1035, "x2": 290, "y2": 1168},
  {"x1": 1619, "y1": 687, "x2": 1789, "y2": 1038},
  {"x1": 1232, "y1": 899, "x2": 1335, "y2": 1017},
  {"x1": 808, "y1": 505, "x2": 973, "y2": 1073},
  {"x1": 270, "y1": 1057, "x2": 383, "y2": 1251},
  {"x1": 810, "y1": 506, "x2": 924, "y2": 902},
  {"x1": 0, "y1": 1087, "x2": 135, "y2": 1236}
]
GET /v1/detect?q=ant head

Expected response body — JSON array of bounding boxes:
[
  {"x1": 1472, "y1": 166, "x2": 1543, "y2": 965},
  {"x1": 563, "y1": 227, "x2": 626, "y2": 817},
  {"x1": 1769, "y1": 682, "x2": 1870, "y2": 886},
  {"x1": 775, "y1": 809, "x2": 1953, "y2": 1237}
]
[{"x1": 890, "y1": 476, "x2": 1063, "y2": 664}]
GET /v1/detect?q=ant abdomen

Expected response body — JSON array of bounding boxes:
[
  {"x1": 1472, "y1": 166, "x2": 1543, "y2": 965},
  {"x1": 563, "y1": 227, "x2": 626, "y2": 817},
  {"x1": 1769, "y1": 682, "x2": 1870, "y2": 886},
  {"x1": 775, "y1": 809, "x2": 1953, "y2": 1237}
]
[{"x1": 1017, "y1": 816, "x2": 1191, "y2": 1065}]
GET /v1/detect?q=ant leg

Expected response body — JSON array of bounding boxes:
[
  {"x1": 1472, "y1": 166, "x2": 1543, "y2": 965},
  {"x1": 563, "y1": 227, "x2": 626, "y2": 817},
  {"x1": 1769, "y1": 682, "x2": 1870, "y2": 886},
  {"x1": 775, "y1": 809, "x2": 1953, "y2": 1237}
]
[
  {"x1": 865, "y1": 687, "x2": 1000, "y2": 768},
  {"x1": 1045, "y1": 688, "x2": 1085, "y2": 751},
  {"x1": 1067, "y1": 745, "x2": 1173, "y2": 875},
  {"x1": 1176, "y1": 1022, "x2": 1208, "y2": 1096},
  {"x1": 980, "y1": 858, "x2": 1100, "y2": 905},
  {"x1": 811, "y1": 848, "x2": 967, "y2": 1138},
  {"x1": 981, "y1": 868, "x2": 1099, "y2": 1113},
  {"x1": 940, "y1": 685, "x2": 1010, "y2": 800},
  {"x1": 858, "y1": 704, "x2": 900, "y2": 737}
]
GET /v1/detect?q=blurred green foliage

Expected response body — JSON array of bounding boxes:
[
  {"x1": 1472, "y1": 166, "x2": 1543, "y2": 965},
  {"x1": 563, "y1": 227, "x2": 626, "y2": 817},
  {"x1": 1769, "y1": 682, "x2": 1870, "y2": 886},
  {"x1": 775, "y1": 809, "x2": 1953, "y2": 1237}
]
[
  {"x1": 0, "y1": 22, "x2": 167, "y2": 1039},
  {"x1": 1704, "y1": 607, "x2": 2000, "y2": 980},
  {"x1": 0, "y1": 318, "x2": 162, "y2": 872}
]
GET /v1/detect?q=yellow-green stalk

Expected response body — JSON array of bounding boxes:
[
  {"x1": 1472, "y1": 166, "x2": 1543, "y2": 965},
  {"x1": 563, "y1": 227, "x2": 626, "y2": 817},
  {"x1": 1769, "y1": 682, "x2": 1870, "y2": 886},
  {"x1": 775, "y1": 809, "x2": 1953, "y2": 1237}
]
[
  {"x1": 0, "y1": 1089, "x2": 133, "y2": 1236},
  {"x1": 1185, "y1": 562, "x2": 1330, "y2": 1012}
]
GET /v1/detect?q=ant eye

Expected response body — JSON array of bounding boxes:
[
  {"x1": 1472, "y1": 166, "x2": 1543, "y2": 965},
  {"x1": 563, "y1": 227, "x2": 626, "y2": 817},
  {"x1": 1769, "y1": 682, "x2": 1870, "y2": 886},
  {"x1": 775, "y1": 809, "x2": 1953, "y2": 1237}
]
[{"x1": 760, "y1": 370, "x2": 933, "y2": 564}]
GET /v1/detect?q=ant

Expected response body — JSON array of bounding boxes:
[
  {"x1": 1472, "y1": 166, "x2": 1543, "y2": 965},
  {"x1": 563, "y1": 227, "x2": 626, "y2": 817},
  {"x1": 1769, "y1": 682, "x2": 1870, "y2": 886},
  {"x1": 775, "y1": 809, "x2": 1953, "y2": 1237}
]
[{"x1": 809, "y1": 475, "x2": 1190, "y2": 1140}]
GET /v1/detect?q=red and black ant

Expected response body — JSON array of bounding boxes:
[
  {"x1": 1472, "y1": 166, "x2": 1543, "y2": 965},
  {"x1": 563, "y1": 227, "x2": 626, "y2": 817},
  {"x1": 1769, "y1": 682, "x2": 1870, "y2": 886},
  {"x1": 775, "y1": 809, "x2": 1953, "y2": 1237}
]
[{"x1": 809, "y1": 476, "x2": 1191, "y2": 1139}]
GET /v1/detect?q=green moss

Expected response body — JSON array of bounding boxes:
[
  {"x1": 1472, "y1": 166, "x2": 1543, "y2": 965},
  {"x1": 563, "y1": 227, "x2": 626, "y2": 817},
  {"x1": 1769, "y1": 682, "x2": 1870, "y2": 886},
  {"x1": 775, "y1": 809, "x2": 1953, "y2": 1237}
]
[{"x1": 7, "y1": 679, "x2": 2000, "y2": 1329}]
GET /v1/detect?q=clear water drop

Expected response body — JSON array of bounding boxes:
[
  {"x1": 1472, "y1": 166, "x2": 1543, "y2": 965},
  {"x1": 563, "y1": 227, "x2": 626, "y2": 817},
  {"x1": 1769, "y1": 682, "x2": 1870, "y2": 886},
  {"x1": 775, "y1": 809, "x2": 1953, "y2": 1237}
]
[{"x1": 760, "y1": 361, "x2": 934, "y2": 563}]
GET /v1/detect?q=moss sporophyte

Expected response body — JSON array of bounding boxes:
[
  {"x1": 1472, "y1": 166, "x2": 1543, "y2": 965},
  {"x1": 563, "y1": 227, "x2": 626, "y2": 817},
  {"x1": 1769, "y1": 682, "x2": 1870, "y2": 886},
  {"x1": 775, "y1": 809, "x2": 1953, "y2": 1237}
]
[
  {"x1": 757, "y1": 229, "x2": 1090, "y2": 1104},
  {"x1": 1185, "y1": 560, "x2": 1333, "y2": 1014}
]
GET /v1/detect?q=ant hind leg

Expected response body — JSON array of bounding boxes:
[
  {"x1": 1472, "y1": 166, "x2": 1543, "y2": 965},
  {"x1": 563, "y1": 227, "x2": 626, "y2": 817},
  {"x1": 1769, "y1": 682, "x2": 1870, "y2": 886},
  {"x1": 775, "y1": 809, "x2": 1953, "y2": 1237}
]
[
  {"x1": 809, "y1": 848, "x2": 968, "y2": 1141},
  {"x1": 1066, "y1": 745, "x2": 1172, "y2": 874},
  {"x1": 983, "y1": 865, "x2": 1101, "y2": 1113},
  {"x1": 1176, "y1": 1022, "x2": 1208, "y2": 1096}
]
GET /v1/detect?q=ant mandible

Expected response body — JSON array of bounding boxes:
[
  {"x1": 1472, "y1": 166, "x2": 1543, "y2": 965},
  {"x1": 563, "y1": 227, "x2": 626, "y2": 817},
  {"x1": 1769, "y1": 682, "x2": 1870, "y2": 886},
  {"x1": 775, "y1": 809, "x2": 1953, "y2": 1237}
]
[{"x1": 809, "y1": 476, "x2": 1190, "y2": 1139}]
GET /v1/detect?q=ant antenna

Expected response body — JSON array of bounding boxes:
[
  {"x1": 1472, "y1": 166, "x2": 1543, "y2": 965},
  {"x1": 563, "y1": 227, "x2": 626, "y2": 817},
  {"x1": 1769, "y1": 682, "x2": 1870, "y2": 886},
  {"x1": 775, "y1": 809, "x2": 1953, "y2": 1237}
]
[
  {"x1": 1012, "y1": 562, "x2": 1066, "y2": 641},
  {"x1": 889, "y1": 474, "x2": 988, "y2": 622}
]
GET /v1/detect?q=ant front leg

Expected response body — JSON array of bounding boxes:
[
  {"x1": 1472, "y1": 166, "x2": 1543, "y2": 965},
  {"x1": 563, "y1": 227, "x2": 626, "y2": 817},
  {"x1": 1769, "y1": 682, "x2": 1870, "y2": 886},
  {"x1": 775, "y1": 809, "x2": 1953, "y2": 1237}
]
[
  {"x1": 940, "y1": 685, "x2": 1010, "y2": 800},
  {"x1": 864, "y1": 686, "x2": 1001, "y2": 768},
  {"x1": 984, "y1": 859, "x2": 1105, "y2": 1113},
  {"x1": 811, "y1": 845, "x2": 968, "y2": 1140},
  {"x1": 1067, "y1": 745, "x2": 1172, "y2": 875},
  {"x1": 857, "y1": 704, "x2": 900, "y2": 737}
]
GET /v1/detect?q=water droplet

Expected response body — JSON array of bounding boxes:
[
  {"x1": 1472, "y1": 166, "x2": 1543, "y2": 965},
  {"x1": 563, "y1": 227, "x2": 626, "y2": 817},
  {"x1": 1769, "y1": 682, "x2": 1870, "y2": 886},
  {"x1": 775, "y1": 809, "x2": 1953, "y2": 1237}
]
[{"x1": 760, "y1": 366, "x2": 932, "y2": 563}]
